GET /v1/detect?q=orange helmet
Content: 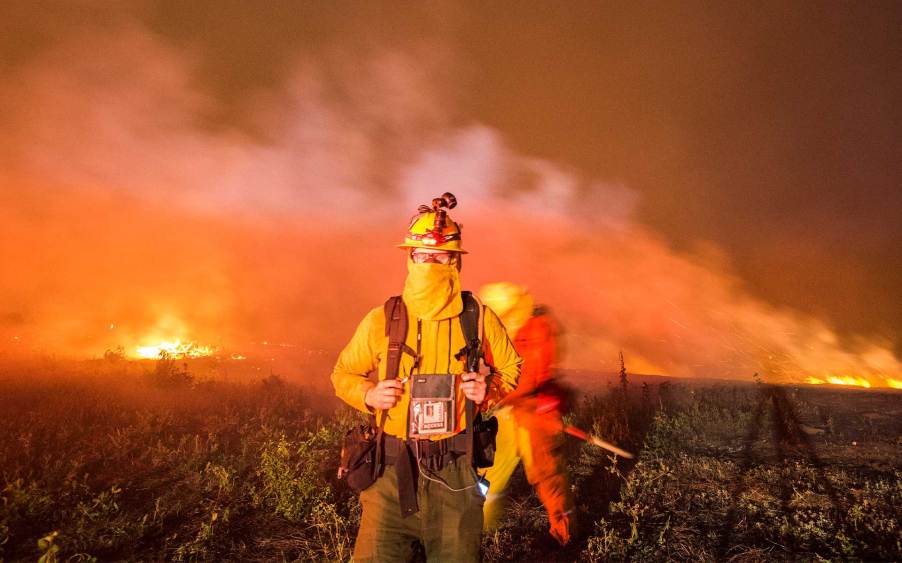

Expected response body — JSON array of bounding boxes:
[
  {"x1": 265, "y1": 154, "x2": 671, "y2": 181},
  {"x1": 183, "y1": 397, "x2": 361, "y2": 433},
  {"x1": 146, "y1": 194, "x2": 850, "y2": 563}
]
[{"x1": 398, "y1": 192, "x2": 468, "y2": 253}]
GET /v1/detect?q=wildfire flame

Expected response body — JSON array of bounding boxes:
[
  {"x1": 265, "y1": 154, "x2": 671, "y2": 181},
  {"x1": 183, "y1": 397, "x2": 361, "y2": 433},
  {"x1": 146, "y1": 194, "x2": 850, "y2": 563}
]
[
  {"x1": 805, "y1": 374, "x2": 877, "y2": 388},
  {"x1": 134, "y1": 340, "x2": 214, "y2": 359}
]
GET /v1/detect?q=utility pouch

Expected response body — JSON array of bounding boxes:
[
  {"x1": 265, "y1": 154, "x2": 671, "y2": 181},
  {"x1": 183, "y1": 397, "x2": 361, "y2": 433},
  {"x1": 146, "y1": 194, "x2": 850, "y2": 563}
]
[
  {"x1": 470, "y1": 412, "x2": 499, "y2": 468},
  {"x1": 337, "y1": 424, "x2": 379, "y2": 492},
  {"x1": 409, "y1": 373, "x2": 456, "y2": 437}
]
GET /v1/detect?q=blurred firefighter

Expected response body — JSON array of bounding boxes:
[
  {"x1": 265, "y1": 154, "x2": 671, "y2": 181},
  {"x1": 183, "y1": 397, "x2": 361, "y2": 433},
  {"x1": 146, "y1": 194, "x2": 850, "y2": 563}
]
[
  {"x1": 331, "y1": 194, "x2": 521, "y2": 562},
  {"x1": 479, "y1": 282, "x2": 575, "y2": 545}
]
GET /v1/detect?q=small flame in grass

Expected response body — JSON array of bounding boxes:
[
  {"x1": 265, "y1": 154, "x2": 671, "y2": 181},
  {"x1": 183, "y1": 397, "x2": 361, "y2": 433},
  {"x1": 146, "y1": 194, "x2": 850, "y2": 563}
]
[
  {"x1": 134, "y1": 340, "x2": 213, "y2": 359},
  {"x1": 887, "y1": 378, "x2": 902, "y2": 390}
]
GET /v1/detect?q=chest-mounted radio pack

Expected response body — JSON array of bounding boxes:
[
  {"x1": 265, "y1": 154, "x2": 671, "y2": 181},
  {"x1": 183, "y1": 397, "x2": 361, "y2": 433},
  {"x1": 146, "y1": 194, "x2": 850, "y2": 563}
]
[{"x1": 408, "y1": 373, "x2": 456, "y2": 437}]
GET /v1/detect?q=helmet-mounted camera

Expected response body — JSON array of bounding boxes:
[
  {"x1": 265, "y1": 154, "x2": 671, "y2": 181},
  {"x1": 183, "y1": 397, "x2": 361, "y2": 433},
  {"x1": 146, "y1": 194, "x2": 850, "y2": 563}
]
[
  {"x1": 398, "y1": 192, "x2": 467, "y2": 253},
  {"x1": 408, "y1": 193, "x2": 460, "y2": 247}
]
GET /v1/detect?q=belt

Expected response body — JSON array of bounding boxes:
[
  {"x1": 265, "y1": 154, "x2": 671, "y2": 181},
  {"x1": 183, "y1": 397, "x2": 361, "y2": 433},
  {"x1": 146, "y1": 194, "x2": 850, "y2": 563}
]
[
  {"x1": 383, "y1": 433, "x2": 469, "y2": 465},
  {"x1": 380, "y1": 432, "x2": 471, "y2": 518}
]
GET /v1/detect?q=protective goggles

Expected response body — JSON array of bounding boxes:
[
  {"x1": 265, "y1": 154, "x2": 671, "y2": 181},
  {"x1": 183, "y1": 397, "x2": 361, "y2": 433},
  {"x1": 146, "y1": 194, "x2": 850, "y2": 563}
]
[{"x1": 410, "y1": 250, "x2": 455, "y2": 264}]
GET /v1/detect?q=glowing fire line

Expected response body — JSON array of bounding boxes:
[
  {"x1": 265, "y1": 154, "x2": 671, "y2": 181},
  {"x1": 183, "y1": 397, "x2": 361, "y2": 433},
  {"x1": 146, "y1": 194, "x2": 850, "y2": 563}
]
[
  {"x1": 806, "y1": 374, "x2": 877, "y2": 388},
  {"x1": 134, "y1": 340, "x2": 213, "y2": 359}
]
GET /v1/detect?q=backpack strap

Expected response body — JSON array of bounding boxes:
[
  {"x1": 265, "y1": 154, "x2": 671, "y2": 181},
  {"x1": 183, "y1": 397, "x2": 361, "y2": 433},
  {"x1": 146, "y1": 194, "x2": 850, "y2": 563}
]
[
  {"x1": 458, "y1": 291, "x2": 484, "y2": 466},
  {"x1": 382, "y1": 296, "x2": 420, "y2": 516},
  {"x1": 384, "y1": 296, "x2": 407, "y2": 385},
  {"x1": 375, "y1": 297, "x2": 407, "y2": 475}
]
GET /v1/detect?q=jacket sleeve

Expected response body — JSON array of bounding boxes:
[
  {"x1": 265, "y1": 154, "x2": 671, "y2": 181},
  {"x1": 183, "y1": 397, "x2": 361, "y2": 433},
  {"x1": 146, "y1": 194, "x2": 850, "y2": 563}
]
[
  {"x1": 330, "y1": 307, "x2": 381, "y2": 414},
  {"x1": 481, "y1": 305, "x2": 522, "y2": 410}
]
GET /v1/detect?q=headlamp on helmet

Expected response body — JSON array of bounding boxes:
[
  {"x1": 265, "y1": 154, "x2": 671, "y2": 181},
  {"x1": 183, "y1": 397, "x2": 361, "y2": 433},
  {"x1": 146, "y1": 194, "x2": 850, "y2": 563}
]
[{"x1": 398, "y1": 192, "x2": 467, "y2": 253}]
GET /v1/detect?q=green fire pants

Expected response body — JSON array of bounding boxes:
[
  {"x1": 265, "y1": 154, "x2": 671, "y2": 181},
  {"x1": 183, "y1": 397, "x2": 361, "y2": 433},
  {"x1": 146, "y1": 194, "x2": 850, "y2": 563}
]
[{"x1": 353, "y1": 456, "x2": 485, "y2": 562}]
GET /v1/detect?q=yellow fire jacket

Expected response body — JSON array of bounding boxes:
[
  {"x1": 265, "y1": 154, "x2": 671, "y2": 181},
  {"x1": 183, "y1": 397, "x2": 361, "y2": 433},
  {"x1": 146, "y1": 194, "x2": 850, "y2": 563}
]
[{"x1": 331, "y1": 301, "x2": 522, "y2": 440}]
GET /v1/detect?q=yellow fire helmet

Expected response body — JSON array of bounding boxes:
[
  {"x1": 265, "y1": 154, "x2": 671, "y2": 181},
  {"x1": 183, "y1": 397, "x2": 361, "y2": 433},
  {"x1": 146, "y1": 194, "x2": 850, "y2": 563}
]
[
  {"x1": 398, "y1": 192, "x2": 468, "y2": 253},
  {"x1": 478, "y1": 282, "x2": 535, "y2": 339}
]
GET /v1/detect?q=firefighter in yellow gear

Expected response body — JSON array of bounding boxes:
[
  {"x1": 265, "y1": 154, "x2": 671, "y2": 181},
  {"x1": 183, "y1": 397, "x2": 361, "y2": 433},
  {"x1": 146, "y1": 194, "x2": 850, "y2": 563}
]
[
  {"x1": 331, "y1": 194, "x2": 521, "y2": 562},
  {"x1": 479, "y1": 282, "x2": 575, "y2": 545}
]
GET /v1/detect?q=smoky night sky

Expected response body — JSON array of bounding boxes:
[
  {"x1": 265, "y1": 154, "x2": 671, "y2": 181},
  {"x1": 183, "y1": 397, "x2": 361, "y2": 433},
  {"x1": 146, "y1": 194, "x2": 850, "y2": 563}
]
[{"x1": 0, "y1": 1, "x2": 899, "y2": 385}]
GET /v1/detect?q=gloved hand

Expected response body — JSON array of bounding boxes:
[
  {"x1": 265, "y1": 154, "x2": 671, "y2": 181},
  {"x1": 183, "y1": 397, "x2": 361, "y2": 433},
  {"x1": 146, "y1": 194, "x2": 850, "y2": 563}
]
[{"x1": 549, "y1": 511, "x2": 572, "y2": 545}]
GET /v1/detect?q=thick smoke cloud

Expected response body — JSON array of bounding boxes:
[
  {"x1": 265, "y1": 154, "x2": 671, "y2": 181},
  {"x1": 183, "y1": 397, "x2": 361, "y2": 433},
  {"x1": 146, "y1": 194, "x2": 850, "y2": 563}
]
[{"x1": 0, "y1": 13, "x2": 898, "y2": 387}]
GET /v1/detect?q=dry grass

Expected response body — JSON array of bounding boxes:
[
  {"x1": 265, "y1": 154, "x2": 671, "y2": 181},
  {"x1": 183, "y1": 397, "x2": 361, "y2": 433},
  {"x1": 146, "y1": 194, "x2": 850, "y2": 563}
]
[{"x1": 1, "y1": 363, "x2": 899, "y2": 561}]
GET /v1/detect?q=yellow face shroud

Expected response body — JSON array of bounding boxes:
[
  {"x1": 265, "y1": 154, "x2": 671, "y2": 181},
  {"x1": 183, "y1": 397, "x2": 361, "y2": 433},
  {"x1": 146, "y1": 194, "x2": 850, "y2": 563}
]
[{"x1": 402, "y1": 260, "x2": 463, "y2": 321}]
